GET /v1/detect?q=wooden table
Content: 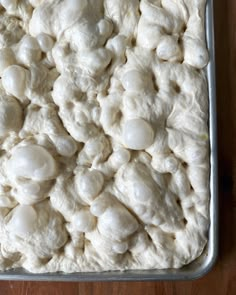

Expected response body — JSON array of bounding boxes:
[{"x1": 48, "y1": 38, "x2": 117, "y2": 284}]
[{"x1": 0, "y1": 0, "x2": 235, "y2": 294}]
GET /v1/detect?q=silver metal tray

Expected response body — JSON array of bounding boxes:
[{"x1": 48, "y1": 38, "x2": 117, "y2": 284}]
[{"x1": 0, "y1": 0, "x2": 218, "y2": 281}]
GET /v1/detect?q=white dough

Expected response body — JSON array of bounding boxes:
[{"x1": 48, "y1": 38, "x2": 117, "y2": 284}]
[
  {"x1": 0, "y1": 95, "x2": 22, "y2": 136},
  {"x1": 0, "y1": 48, "x2": 16, "y2": 75},
  {"x1": 0, "y1": 0, "x2": 210, "y2": 273}
]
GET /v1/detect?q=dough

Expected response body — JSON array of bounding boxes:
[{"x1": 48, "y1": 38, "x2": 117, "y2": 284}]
[{"x1": 0, "y1": 0, "x2": 210, "y2": 273}]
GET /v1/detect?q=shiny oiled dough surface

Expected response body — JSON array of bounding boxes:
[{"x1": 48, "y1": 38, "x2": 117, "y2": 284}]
[{"x1": 0, "y1": 0, "x2": 209, "y2": 273}]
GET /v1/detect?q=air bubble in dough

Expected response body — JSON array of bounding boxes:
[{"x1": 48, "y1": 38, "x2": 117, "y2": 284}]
[
  {"x1": 2, "y1": 65, "x2": 27, "y2": 99},
  {"x1": 97, "y1": 207, "x2": 139, "y2": 241},
  {"x1": 6, "y1": 145, "x2": 57, "y2": 181},
  {"x1": 122, "y1": 118, "x2": 154, "y2": 150},
  {"x1": 7, "y1": 205, "x2": 37, "y2": 237},
  {"x1": 121, "y1": 70, "x2": 147, "y2": 92},
  {"x1": 77, "y1": 170, "x2": 104, "y2": 202},
  {"x1": 1, "y1": 0, "x2": 17, "y2": 10},
  {"x1": 72, "y1": 210, "x2": 96, "y2": 232},
  {"x1": 112, "y1": 241, "x2": 128, "y2": 254},
  {"x1": 110, "y1": 148, "x2": 131, "y2": 168},
  {"x1": 18, "y1": 35, "x2": 41, "y2": 64},
  {"x1": 21, "y1": 182, "x2": 41, "y2": 195},
  {"x1": 52, "y1": 135, "x2": 77, "y2": 157},
  {"x1": 37, "y1": 33, "x2": 54, "y2": 52}
]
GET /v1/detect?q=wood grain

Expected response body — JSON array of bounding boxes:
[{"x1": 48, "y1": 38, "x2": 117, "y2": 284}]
[{"x1": 0, "y1": 0, "x2": 235, "y2": 294}]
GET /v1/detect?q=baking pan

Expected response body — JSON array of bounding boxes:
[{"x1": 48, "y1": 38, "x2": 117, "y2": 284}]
[{"x1": 0, "y1": 0, "x2": 218, "y2": 281}]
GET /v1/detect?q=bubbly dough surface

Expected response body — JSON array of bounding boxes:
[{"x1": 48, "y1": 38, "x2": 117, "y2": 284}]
[{"x1": 0, "y1": 0, "x2": 210, "y2": 273}]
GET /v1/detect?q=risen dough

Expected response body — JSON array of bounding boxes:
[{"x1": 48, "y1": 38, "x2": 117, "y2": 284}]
[{"x1": 0, "y1": 0, "x2": 210, "y2": 273}]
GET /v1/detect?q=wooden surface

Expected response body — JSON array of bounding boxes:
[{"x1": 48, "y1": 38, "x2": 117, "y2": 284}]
[{"x1": 0, "y1": 0, "x2": 235, "y2": 294}]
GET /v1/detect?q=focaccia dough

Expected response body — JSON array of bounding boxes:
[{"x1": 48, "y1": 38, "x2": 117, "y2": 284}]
[{"x1": 0, "y1": 0, "x2": 210, "y2": 273}]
